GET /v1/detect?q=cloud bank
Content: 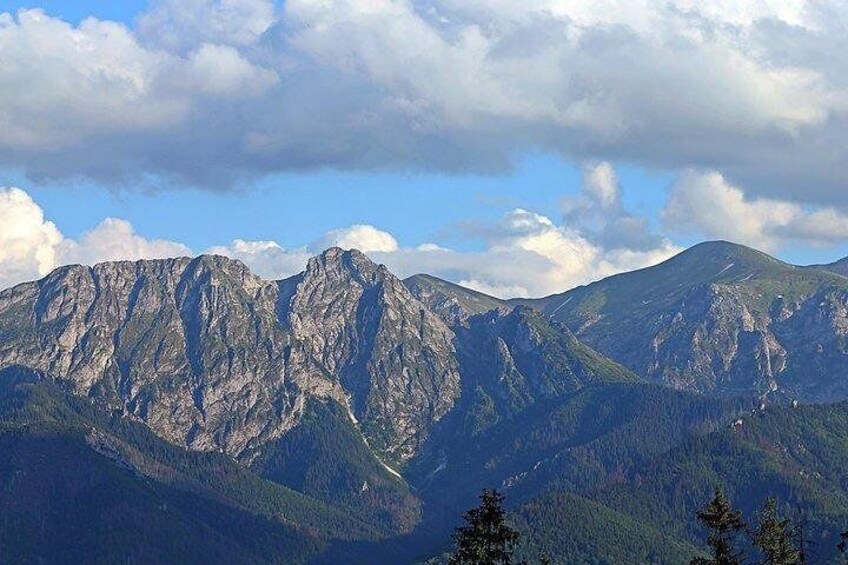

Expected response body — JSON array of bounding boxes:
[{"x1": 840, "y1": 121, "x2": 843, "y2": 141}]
[
  {"x1": 0, "y1": 179, "x2": 680, "y2": 296},
  {"x1": 5, "y1": 159, "x2": 848, "y2": 296},
  {"x1": 663, "y1": 171, "x2": 848, "y2": 252},
  {"x1": 1, "y1": 1, "x2": 847, "y2": 209}
]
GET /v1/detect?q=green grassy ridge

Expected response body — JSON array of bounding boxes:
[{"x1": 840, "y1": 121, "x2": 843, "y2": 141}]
[
  {"x1": 523, "y1": 241, "x2": 848, "y2": 320},
  {"x1": 411, "y1": 384, "x2": 749, "y2": 500},
  {"x1": 521, "y1": 309, "x2": 637, "y2": 385},
  {"x1": 402, "y1": 385, "x2": 747, "y2": 563},
  {"x1": 415, "y1": 387, "x2": 848, "y2": 563},
  {"x1": 518, "y1": 241, "x2": 848, "y2": 331},
  {"x1": 509, "y1": 240, "x2": 848, "y2": 402}
]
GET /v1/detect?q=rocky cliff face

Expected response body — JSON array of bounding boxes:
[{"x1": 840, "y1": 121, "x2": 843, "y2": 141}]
[
  {"x1": 4, "y1": 248, "x2": 604, "y2": 466},
  {"x1": 0, "y1": 247, "x2": 632, "y2": 466},
  {"x1": 0, "y1": 256, "x2": 306, "y2": 458},
  {"x1": 521, "y1": 241, "x2": 848, "y2": 402},
  {"x1": 447, "y1": 307, "x2": 636, "y2": 436},
  {"x1": 282, "y1": 248, "x2": 461, "y2": 463}
]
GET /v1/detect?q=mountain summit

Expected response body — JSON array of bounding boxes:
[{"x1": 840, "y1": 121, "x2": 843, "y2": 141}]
[
  {"x1": 0, "y1": 248, "x2": 625, "y2": 468},
  {"x1": 521, "y1": 241, "x2": 848, "y2": 401}
]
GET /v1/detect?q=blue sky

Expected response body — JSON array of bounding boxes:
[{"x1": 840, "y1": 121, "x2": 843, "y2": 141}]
[
  {"x1": 1, "y1": 1, "x2": 847, "y2": 296},
  {"x1": 8, "y1": 154, "x2": 669, "y2": 251},
  {"x1": 29, "y1": 0, "x2": 148, "y2": 23}
]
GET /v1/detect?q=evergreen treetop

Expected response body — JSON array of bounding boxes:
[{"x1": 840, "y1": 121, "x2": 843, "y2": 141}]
[
  {"x1": 753, "y1": 498, "x2": 801, "y2": 565},
  {"x1": 691, "y1": 486, "x2": 746, "y2": 565},
  {"x1": 450, "y1": 489, "x2": 521, "y2": 565}
]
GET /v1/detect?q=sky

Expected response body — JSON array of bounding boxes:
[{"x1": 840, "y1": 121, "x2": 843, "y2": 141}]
[{"x1": 2, "y1": 1, "x2": 848, "y2": 297}]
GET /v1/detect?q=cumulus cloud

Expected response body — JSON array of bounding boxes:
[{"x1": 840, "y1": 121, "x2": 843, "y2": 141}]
[
  {"x1": 0, "y1": 185, "x2": 679, "y2": 297},
  {"x1": 138, "y1": 0, "x2": 276, "y2": 51},
  {"x1": 0, "y1": 188, "x2": 62, "y2": 289},
  {"x1": 561, "y1": 162, "x2": 664, "y2": 252},
  {"x1": 205, "y1": 239, "x2": 311, "y2": 280},
  {"x1": 309, "y1": 225, "x2": 400, "y2": 254},
  {"x1": 364, "y1": 204, "x2": 682, "y2": 297},
  {"x1": 0, "y1": 188, "x2": 189, "y2": 289},
  {"x1": 663, "y1": 170, "x2": 848, "y2": 251},
  {"x1": 0, "y1": 7, "x2": 277, "y2": 185},
  {"x1": 1, "y1": 1, "x2": 847, "y2": 207},
  {"x1": 58, "y1": 218, "x2": 192, "y2": 265},
  {"x1": 582, "y1": 162, "x2": 620, "y2": 210},
  {"x1": 184, "y1": 43, "x2": 279, "y2": 97}
]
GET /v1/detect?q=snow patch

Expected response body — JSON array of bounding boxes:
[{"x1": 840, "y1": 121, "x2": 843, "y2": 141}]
[
  {"x1": 342, "y1": 397, "x2": 403, "y2": 481},
  {"x1": 715, "y1": 263, "x2": 735, "y2": 277},
  {"x1": 549, "y1": 296, "x2": 573, "y2": 316},
  {"x1": 381, "y1": 461, "x2": 403, "y2": 479}
]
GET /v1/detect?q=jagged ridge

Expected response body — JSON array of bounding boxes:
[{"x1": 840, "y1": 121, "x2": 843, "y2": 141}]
[{"x1": 0, "y1": 247, "x2": 622, "y2": 470}]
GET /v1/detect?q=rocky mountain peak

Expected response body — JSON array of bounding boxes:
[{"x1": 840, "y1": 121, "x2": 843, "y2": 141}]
[
  {"x1": 287, "y1": 247, "x2": 462, "y2": 463},
  {"x1": 0, "y1": 246, "x2": 651, "y2": 470},
  {"x1": 665, "y1": 240, "x2": 789, "y2": 280},
  {"x1": 307, "y1": 246, "x2": 382, "y2": 279},
  {"x1": 524, "y1": 241, "x2": 848, "y2": 402}
]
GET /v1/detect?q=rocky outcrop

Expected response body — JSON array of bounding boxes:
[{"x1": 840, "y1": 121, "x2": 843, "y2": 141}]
[
  {"x1": 282, "y1": 249, "x2": 461, "y2": 463},
  {"x1": 404, "y1": 274, "x2": 505, "y2": 325},
  {"x1": 0, "y1": 256, "x2": 305, "y2": 458},
  {"x1": 0, "y1": 249, "x2": 502, "y2": 465}
]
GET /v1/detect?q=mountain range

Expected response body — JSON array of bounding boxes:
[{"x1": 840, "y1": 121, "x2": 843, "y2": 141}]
[{"x1": 2, "y1": 241, "x2": 848, "y2": 563}]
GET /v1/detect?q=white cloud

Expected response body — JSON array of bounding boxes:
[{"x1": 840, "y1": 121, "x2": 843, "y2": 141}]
[
  {"x1": 663, "y1": 170, "x2": 848, "y2": 251},
  {"x1": 0, "y1": 10, "x2": 187, "y2": 148},
  {"x1": 561, "y1": 161, "x2": 664, "y2": 252},
  {"x1": 310, "y1": 224, "x2": 400, "y2": 253},
  {"x1": 58, "y1": 218, "x2": 191, "y2": 265},
  {"x1": 138, "y1": 0, "x2": 276, "y2": 51},
  {"x1": 582, "y1": 162, "x2": 620, "y2": 210},
  {"x1": 205, "y1": 239, "x2": 311, "y2": 280},
  {"x1": 366, "y1": 207, "x2": 681, "y2": 297},
  {"x1": 0, "y1": 188, "x2": 190, "y2": 289},
  {"x1": 0, "y1": 184, "x2": 680, "y2": 298},
  {"x1": 0, "y1": 188, "x2": 63, "y2": 289},
  {"x1": 0, "y1": 1, "x2": 847, "y2": 207},
  {"x1": 185, "y1": 43, "x2": 278, "y2": 98},
  {"x1": 0, "y1": 8, "x2": 276, "y2": 182}
]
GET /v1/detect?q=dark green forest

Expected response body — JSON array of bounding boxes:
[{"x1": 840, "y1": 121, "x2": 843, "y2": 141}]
[{"x1": 2, "y1": 366, "x2": 848, "y2": 563}]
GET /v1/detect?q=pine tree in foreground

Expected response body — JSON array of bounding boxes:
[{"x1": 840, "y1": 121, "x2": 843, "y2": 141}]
[
  {"x1": 449, "y1": 489, "x2": 520, "y2": 565},
  {"x1": 838, "y1": 530, "x2": 848, "y2": 562},
  {"x1": 691, "y1": 486, "x2": 747, "y2": 565},
  {"x1": 753, "y1": 498, "x2": 800, "y2": 565}
]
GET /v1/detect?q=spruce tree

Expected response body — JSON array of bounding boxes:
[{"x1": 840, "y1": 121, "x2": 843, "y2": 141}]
[
  {"x1": 691, "y1": 486, "x2": 746, "y2": 565},
  {"x1": 792, "y1": 512, "x2": 807, "y2": 565},
  {"x1": 838, "y1": 530, "x2": 848, "y2": 561},
  {"x1": 753, "y1": 498, "x2": 800, "y2": 565},
  {"x1": 449, "y1": 489, "x2": 520, "y2": 565}
]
